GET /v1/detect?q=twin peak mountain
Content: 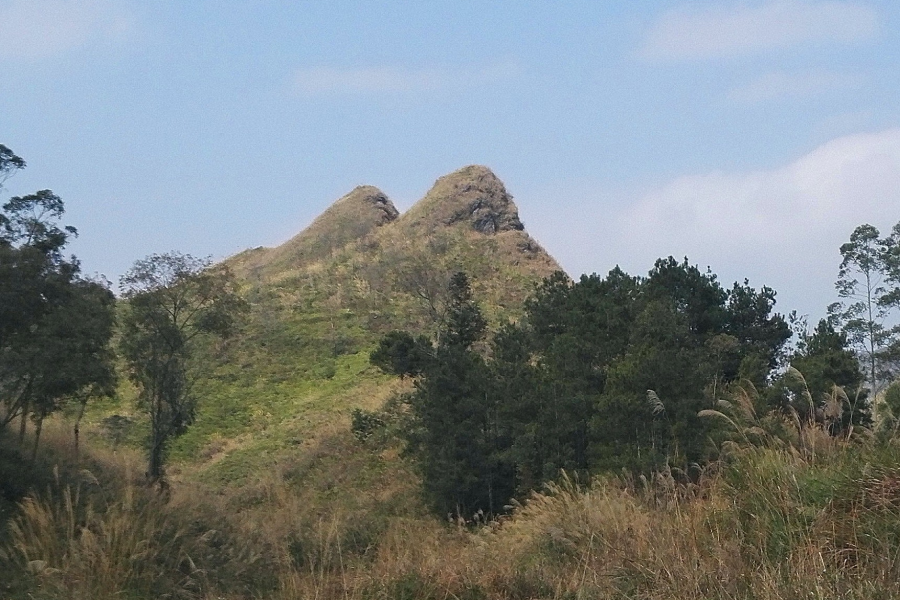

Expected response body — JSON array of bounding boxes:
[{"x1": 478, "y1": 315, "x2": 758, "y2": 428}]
[{"x1": 229, "y1": 165, "x2": 561, "y2": 321}]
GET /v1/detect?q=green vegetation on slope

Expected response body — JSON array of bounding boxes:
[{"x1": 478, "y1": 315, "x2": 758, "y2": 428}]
[{"x1": 6, "y1": 148, "x2": 900, "y2": 600}]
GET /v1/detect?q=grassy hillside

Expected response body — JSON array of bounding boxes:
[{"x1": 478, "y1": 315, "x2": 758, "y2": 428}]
[
  {"x1": 6, "y1": 410, "x2": 900, "y2": 599},
  {"x1": 0, "y1": 165, "x2": 565, "y2": 598},
  {"x1": 10, "y1": 165, "x2": 900, "y2": 599},
  {"x1": 165, "y1": 165, "x2": 560, "y2": 485}
]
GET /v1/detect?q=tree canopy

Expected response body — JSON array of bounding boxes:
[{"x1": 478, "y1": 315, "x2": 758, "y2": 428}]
[
  {"x1": 0, "y1": 146, "x2": 116, "y2": 455},
  {"x1": 120, "y1": 252, "x2": 245, "y2": 483},
  {"x1": 371, "y1": 259, "x2": 793, "y2": 517}
]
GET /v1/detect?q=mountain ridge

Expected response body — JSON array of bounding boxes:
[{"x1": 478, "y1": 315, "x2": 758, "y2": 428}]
[{"x1": 227, "y1": 164, "x2": 562, "y2": 292}]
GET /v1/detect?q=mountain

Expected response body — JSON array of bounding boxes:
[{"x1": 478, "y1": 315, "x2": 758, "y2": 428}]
[
  {"x1": 154, "y1": 164, "x2": 558, "y2": 480},
  {"x1": 229, "y1": 185, "x2": 400, "y2": 281},
  {"x1": 78, "y1": 166, "x2": 564, "y2": 573},
  {"x1": 230, "y1": 165, "x2": 557, "y2": 283},
  {"x1": 227, "y1": 165, "x2": 559, "y2": 328}
]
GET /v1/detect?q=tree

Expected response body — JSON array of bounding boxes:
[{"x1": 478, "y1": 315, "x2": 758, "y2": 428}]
[
  {"x1": 411, "y1": 272, "x2": 513, "y2": 517},
  {"x1": 0, "y1": 144, "x2": 25, "y2": 189},
  {"x1": 503, "y1": 268, "x2": 642, "y2": 484},
  {"x1": 120, "y1": 252, "x2": 245, "y2": 484},
  {"x1": 11, "y1": 277, "x2": 116, "y2": 457},
  {"x1": 725, "y1": 282, "x2": 790, "y2": 368},
  {"x1": 789, "y1": 319, "x2": 866, "y2": 430},
  {"x1": 498, "y1": 259, "x2": 789, "y2": 477},
  {"x1": 372, "y1": 272, "x2": 513, "y2": 517},
  {"x1": 369, "y1": 330, "x2": 432, "y2": 378},
  {"x1": 829, "y1": 224, "x2": 896, "y2": 393},
  {"x1": 0, "y1": 147, "x2": 117, "y2": 453},
  {"x1": 880, "y1": 223, "x2": 900, "y2": 371}
]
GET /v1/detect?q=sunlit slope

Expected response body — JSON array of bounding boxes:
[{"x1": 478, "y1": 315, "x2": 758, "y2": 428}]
[
  {"x1": 227, "y1": 185, "x2": 399, "y2": 282},
  {"x1": 117, "y1": 166, "x2": 563, "y2": 496}
]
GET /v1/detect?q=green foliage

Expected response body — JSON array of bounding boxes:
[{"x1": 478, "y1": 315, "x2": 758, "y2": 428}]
[
  {"x1": 829, "y1": 223, "x2": 899, "y2": 392},
  {"x1": 500, "y1": 259, "x2": 789, "y2": 479},
  {"x1": 0, "y1": 144, "x2": 26, "y2": 188},
  {"x1": 0, "y1": 148, "x2": 117, "y2": 454},
  {"x1": 372, "y1": 273, "x2": 515, "y2": 517},
  {"x1": 440, "y1": 272, "x2": 488, "y2": 348},
  {"x1": 370, "y1": 331, "x2": 432, "y2": 378},
  {"x1": 119, "y1": 252, "x2": 246, "y2": 483},
  {"x1": 410, "y1": 273, "x2": 514, "y2": 517},
  {"x1": 874, "y1": 381, "x2": 900, "y2": 437},
  {"x1": 788, "y1": 319, "x2": 867, "y2": 429},
  {"x1": 372, "y1": 260, "x2": 792, "y2": 517}
]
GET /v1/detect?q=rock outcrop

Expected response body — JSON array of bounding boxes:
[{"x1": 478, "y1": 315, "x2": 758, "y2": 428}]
[
  {"x1": 225, "y1": 166, "x2": 561, "y2": 289},
  {"x1": 398, "y1": 165, "x2": 524, "y2": 235}
]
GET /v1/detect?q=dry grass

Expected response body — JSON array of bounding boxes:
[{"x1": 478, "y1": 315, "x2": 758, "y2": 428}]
[
  {"x1": 7, "y1": 410, "x2": 900, "y2": 600},
  {"x1": 7, "y1": 473, "x2": 191, "y2": 599}
]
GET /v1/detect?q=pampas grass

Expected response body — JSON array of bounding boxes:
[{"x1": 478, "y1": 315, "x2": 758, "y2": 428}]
[{"x1": 7, "y1": 385, "x2": 900, "y2": 599}]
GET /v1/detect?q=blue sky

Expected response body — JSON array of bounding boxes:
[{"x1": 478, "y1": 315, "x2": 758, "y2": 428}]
[{"x1": 1, "y1": 0, "x2": 899, "y2": 320}]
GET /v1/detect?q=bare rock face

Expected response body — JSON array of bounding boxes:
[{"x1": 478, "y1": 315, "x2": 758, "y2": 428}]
[
  {"x1": 357, "y1": 187, "x2": 400, "y2": 225},
  {"x1": 401, "y1": 165, "x2": 525, "y2": 234}
]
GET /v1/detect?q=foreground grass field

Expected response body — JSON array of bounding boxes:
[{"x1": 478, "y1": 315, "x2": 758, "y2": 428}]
[{"x1": 5, "y1": 407, "x2": 900, "y2": 600}]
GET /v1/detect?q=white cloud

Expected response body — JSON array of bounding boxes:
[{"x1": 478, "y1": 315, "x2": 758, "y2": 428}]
[
  {"x1": 535, "y1": 129, "x2": 900, "y2": 320},
  {"x1": 729, "y1": 70, "x2": 866, "y2": 104},
  {"x1": 640, "y1": 1, "x2": 878, "y2": 61},
  {"x1": 0, "y1": 0, "x2": 134, "y2": 60},
  {"x1": 289, "y1": 62, "x2": 519, "y2": 96},
  {"x1": 613, "y1": 129, "x2": 900, "y2": 316}
]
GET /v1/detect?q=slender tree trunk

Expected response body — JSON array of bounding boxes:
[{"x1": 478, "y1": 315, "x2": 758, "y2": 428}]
[
  {"x1": 869, "y1": 272, "x2": 877, "y2": 389},
  {"x1": 74, "y1": 398, "x2": 87, "y2": 460},
  {"x1": 149, "y1": 444, "x2": 162, "y2": 482},
  {"x1": 148, "y1": 424, "x2": 162, "y2": 483},
  {"x1": 148, "y1": 396, "x2": 164, "y2": 484},
  {"x1": 18, "y1": 397, "x2": 28, "y2": 445},
  {"x1": 32, "y1": 414, "x2": 43, "y2": 461},
  {"x1": 15, "y1": 376, "x2": 35, "y2": 445}
]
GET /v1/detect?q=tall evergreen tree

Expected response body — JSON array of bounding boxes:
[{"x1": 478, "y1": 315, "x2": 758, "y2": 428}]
[{"x1": 372, "y1": 272, "x2": 514, "y2": 517}]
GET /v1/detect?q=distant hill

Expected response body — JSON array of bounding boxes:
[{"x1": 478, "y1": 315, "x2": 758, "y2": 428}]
[
  {"x1": 225, "y1": 165, "x2": 560, "y2": 334},
  {"x1": 87, "y1": 165, "x2": 564, "y2": 540}
]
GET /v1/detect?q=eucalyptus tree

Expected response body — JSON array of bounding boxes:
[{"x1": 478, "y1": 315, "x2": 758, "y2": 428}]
[
  {"x1": 829, "y1": 224, "x2": 898, "y2": 393},
  {"x1": 120, "y1": 252, "x2": 245, "y2": 484}
]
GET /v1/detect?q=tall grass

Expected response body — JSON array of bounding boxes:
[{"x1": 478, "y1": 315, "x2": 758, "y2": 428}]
[
  {"x1": 7, "y1": 400, "x2": 900, "y2": 599},
  {"x1": 6, "y1": 471, "x2": 194, "y2": 599}
]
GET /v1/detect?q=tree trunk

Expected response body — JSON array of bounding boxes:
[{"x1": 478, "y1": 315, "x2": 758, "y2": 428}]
[
  {"x1": 32, "y1": 415, "x2": 43, "y2": 461},
  {"x1": 148, "y1": 411, "x2": 164, "y2": 484},
  {"x1": 148, "y1": 436, "x2": 161, "y2": 482},
  {"x1": 18, "y1": 397, "x2": 28, "y2": 446},
  {"x1": 74, "y1": 398, "x2": 87, "y2": 460}
]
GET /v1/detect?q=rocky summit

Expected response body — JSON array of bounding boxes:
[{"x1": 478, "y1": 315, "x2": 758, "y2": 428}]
[
  {"x1": 228, "y1": 166, "x2": 560, "y2": 299},
  {"x1": 398, "y1": 165, "x2": 524, "y2": 235}
]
